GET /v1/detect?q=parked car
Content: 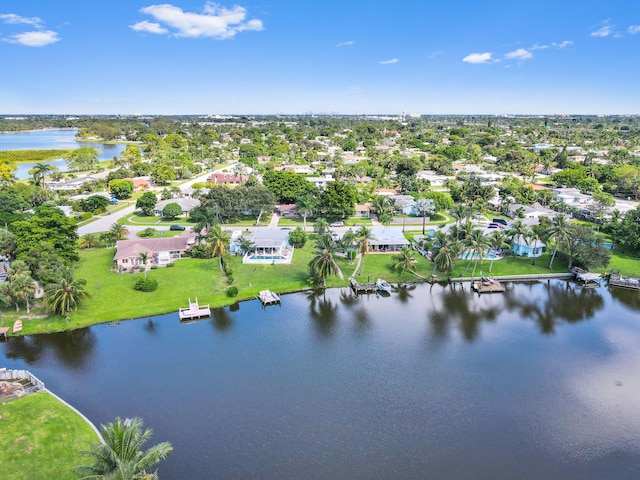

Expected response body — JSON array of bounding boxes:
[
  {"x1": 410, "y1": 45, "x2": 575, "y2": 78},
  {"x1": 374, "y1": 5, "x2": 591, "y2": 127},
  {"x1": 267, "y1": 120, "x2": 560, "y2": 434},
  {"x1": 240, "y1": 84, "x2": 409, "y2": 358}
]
[
  {"x1": 492, "y1": 218, "x2": 508, "y2": 226},
  {"x1": 170, "y1": 224, "x2": 186, "y2": 231},
  {"x1": 330, "y1": 221, "x2": 344, "y2": 227}
]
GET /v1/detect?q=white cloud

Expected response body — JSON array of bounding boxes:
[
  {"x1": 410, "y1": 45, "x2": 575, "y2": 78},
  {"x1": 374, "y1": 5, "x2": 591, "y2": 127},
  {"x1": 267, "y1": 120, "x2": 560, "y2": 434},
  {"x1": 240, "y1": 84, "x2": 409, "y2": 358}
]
[
  {"x1": 591, "y1": 20, "x2": 613, "y2": 37},
  {"x1": 378, "y1": 58, "x2": 399, "y2": 64},
  {"x1": 6, "y1": 30, "x2": 60, "y2": 47},
  {"x1": 552, "y1": 40, "x2": 573, "y2": 48},
  {"x1": 133, "y1": 2, "x2": 264, "y2": 39},
  {"x1": 629, "y1": 25, "x2": 640, "y2": 35},
  {"x1": 429, "y1": 50, "x2": 444, "y2": 58},
  {"x1": 130, "y1": 20, "x2": 169, "y2": 34},
  {"x1": 505, "y1": 48, "x2": 533, "y2": 60},
  {"x1": 337, "y1": 40, "x2": 353, "y2": 47},
  {"x1": 0, "y1": 13, "x2": 42, "y2": 27},
  {"x1": 462, "y1": 52, "x2": 493, "y2": 64}
]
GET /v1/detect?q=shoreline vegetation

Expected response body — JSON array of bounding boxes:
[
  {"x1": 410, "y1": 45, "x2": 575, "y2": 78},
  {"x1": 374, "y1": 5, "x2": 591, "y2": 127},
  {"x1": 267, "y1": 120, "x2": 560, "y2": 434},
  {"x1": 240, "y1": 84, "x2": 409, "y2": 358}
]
[
  {"x1": 3, "y1": 234, "x2": 630, "y2": 336},
  {"x1": 0, "y1": 149, "x2": 73, "y2": 163}
]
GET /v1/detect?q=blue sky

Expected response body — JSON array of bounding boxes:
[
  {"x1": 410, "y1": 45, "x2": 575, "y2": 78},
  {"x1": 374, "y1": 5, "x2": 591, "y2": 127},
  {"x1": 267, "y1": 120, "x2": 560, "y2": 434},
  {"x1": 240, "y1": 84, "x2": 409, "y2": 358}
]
[{"x1": 1, "y1": 0, "x2": 639, "y2": 114}]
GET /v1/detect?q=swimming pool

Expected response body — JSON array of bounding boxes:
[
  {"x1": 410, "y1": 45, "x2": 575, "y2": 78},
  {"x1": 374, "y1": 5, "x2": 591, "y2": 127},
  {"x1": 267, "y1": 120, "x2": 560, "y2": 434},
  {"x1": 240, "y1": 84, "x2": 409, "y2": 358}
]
[{"x1": 458, "y1": 252, "x2": 500, "y2": 260}]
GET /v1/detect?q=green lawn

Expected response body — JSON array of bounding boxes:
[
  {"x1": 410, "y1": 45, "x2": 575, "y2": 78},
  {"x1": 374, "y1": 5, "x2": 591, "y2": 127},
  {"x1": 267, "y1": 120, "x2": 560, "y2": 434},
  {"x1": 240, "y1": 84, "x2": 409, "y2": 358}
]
[
  {"x1": 8, "y1": 232, "x2": 640, "y2": 334},
  {"x1": 125, "y1": 212, "x2": 271, "y2": 227},
  {"x1": 0, "y1": 392, "x2": 100, "y2": 480},
  {"x1": 596, "y1": 247, "x2": 640, "y2": 278}
]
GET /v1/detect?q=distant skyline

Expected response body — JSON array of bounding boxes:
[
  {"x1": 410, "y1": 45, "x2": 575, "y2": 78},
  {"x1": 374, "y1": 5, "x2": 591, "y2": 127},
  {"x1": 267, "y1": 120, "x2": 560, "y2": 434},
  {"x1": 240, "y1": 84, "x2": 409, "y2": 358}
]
[{"x1": 1, "y1": 0, "x2": 639, "y2": 115}]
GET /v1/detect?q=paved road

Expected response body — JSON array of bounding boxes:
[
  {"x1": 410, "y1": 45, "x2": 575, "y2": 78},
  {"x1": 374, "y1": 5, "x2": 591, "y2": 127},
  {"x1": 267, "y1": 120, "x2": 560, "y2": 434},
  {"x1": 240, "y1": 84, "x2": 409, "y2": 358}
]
[{"x1": 78, "y1": 166, "x2": 234, "y2": 237}]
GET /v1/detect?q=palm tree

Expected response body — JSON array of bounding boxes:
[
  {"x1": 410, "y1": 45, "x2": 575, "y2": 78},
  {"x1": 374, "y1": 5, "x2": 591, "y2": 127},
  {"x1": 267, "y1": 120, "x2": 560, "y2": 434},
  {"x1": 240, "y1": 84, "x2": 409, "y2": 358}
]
[
  {"x1": 392, "y1": 247, "x2": 427, "y2": 280},
  {"x1": 354, "y1": 225, "x2": 374, "y2": 276},
  {"x1": 338, "y1": 229, "x2": 357, "y2": 263},
  {"x1": 138, "y1": 252, "x2": 149, "y2": 276},
  {"x1": 371, "y1": 195, "x2": 395, "y2": 224},
  {"x1": 237, "y1": 235, "x2": 255, "y2": 255},
  {"x1": 433, "y1": 235, "x2": 459, "y2": 275},
  {"x1": 507, "y1": 220, "x2": 528, "y2": 257},
  {"x1": 75, "y1": 417, "x2": 173, "y2": 480},
  {"x1": 110, "y1": 222, "x2": 130, "y2": 241},
  {"x1": 295, "y1": 195, "x2": 315, "y2": 231},
  {"x1": 79, "y1": 233, "x2": 101, "y2": 249},
  {"x1": 308, "y1": 238, "x2": 343, "y2": 287},
  {"x1": 206, "y1": 224, "x2": 230, "y2": 271},
  {"x1": 193, "y1": 207, "x2": 219, "y2": 242},
  {"x1": 11, "y1": 274, "x2": 35, "y2": 314},
  {"x1": 450, "y1": 204, "x2": 471, "y2": 226},
  {"x1": 462, "y1": 229, "x2": 491, "y2": 280},
  {"x1": 314, "y1": 217, "x2": 329, "y2": 235},
  {"x1": 415, "y1": 198, "x2": 436, "y2": 235},
  {"x1": 44, "y1": 266, "x2": 91, "y2": 315},
  {"x1": 548, "y1": 214, "x2": 573, "y2": 269},
  {"x1": 488, "y1": 231, "x2": 511, "y2": 273},
  {"x1": 529, "y1": 223, "x2": 548, "y2": 266},
  {"x1": 28, "y1": 162, "x2": 55, "y2": 188}
]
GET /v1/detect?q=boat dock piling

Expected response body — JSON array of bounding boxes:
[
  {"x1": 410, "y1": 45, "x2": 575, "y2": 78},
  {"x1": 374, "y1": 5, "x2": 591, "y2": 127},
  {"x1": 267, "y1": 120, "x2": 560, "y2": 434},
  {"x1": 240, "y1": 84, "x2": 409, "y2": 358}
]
[
  {"x1": 179, "y1": 298, "x2": 211, "y2": 321},
  {"x1": 349, "y1": 277, "x2": 378, "y2": 294}
]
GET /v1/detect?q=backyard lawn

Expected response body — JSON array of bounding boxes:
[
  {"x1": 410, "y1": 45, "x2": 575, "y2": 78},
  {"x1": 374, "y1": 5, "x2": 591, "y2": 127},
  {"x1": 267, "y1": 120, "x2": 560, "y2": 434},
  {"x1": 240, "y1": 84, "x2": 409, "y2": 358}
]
[{"x1": 0, "y1": 392, "x2": 99, "y2": 480}]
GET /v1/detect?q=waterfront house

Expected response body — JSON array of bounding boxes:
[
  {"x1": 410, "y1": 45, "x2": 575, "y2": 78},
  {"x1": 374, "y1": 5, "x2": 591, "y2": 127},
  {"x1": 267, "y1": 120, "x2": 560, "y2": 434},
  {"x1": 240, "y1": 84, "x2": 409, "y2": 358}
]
[
  {"x1": 114, "y1": 236, "x2": 194, "y2": 272},
  {"x1": 45, "y1": 176, "x2": 97, "y2": 192},
  {"x1": 511, "y1": 235, "x2": 545, "y2": 258},
  {"x1": 229, "y1": 229, "x2": 293, "y2": 264},
  {"x1": 368, "y1": 228, "x2": 410, "y2": 252}
]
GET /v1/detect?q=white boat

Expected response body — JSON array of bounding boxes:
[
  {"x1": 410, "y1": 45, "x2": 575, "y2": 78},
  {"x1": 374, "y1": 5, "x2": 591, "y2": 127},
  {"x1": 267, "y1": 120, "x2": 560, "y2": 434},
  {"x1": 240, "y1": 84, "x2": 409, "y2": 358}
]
[{"x1": 376, "y1": 278, "x2": 392, "y2": 293}]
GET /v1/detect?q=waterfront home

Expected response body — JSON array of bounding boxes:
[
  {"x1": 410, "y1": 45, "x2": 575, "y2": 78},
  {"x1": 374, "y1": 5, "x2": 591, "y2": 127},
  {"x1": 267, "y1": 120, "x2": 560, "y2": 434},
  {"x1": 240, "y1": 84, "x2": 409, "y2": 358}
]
[
  {"x1": 114, "y1": 236, "x2": 195, "y2": 272},
  {"x1": 230, "y1": 229, "x2": 293, "y2": 264},
  {"x1": 154, "y1": 197, "x2": 200, "y2": 217},
  {"x1": 369, "y1": 228, "x2": 410, "y2": 252},
  {"x1": 511, "y1": 235, "x2": 545, "y2": 258}
]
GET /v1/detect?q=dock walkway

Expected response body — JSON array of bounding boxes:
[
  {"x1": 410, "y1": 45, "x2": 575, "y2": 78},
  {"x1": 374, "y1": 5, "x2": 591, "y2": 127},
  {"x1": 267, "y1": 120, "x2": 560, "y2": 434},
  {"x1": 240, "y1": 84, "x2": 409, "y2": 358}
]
[
  {"x1": 258, "y1": 290, "x2": 281, "y2": 306},
  {"x1": 179, "y1": 298, "x2": 211, "y2": 321},
  {"x1": 349, "y1": 277, "x2": 378, "y2": 294},
  {"x1": 471, "y1": 277, "x2": 505, "y2": 293},
  {"x1": 608, "y1": 272, "x2": 640, "y2": 290}
]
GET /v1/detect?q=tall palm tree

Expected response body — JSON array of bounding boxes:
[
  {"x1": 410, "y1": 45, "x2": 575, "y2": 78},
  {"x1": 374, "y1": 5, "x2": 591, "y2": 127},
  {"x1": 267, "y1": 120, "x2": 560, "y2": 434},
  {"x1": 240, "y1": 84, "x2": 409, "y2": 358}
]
[
  {"x1": 507, "y1": 220, "x2": 528, "y2": 257},
  {"x1": 462, "y1": 229, "x2": 491, "y2": 280},
  {"x1": 354, "y1": 225, "x2": 374, "y2": 276},
  {"x1": 529, "y1": 223, "x2": 548, "y2": 266},
  {"x1": 110, "y1": 222, "x2": 130, "y2": 241},
  {"x1": 75, "y1": 417, "x2": 173, "y2": 480},
  {"x1": 237, "y1": 236, "x2": 255, "y2": 255},
  {"x1": 11, "y1": 274, "x2": 36, "y2": 314},
  {"x1": 138, "y1": 252, "x2": 149, "y2": 277},
  {"x1": 308, "y1": 238, "x2": 343, "y2": 287},
  {"x1": 433, "y1": 235, "x2": 459, "y2": 275},
  {"x1": 450, "y1": 204, "x2": 471, "y2": 226},
  {"x1": 193, "y1": 207, "x2": 219, "y2": 242},
  {"x1": 488, "y1": 230, "x2": 511, "y2": 273},
  {"x1": 392, "y1": 246, "x2": 427, "y2": 280},
  {"x1": 44, "y1": 266, "x2": 91, "y2": 315},
  {"x1": 314, "y1": 218, "x2": 329, "y2": 235},
  {"x1": 548, "y1": 214, "x2": 573, "y2": 269},
  {"x1": 29, "y1": 162, "x2": 55, "y2": 188},
  {"x1": 295, "y1": 195, "x2": 315, "y2": 231},
  {"x1": 206, "y1": 224, "x2": 230, "y2": 271}
]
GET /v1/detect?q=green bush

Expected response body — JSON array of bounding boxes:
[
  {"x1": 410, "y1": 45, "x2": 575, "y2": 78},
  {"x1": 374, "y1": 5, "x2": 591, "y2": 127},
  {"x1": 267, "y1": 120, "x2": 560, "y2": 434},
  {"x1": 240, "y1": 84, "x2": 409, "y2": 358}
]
[
  {"x1": 226, "y1": 286, "x2": 239, "y2": 297},
  {"x1": 288, "y1": 227, "x2": 307, "y2": 248},
  {"x1": 166, "y1": 263, "x2": 174, "y2": 268},
  {"x1": 93, "y1": 208, "x2": 104, "y2": 215},
  {"x1": 134, "y1": 277, "x2": 158, "y2": 292},
  {"x1": 81, "y1": 212, "x2": 92, "y2": 221},
  {"x1": 150, "y1": 265, "x2": 158, "y2": 270},
  {"x1": 138, "y1": 227, "x2": 156, "y2": 238}
]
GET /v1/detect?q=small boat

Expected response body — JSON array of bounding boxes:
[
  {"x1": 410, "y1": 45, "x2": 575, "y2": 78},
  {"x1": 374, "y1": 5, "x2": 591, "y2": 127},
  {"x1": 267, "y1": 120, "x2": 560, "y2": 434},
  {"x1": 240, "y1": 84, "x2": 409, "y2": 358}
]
[{"x1": 376, "y1": 278, "x2": 392, "y2": 293}]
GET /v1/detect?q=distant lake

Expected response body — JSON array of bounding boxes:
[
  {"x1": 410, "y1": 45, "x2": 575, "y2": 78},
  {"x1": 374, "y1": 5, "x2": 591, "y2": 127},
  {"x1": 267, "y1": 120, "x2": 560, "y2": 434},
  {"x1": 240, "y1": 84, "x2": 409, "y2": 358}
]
[
  {"x1": 0, "y1": 129, "x2": 129, "y2": 179},
  {"x1": 2, "y1": 281, "x2": 640, "y2": 479}
]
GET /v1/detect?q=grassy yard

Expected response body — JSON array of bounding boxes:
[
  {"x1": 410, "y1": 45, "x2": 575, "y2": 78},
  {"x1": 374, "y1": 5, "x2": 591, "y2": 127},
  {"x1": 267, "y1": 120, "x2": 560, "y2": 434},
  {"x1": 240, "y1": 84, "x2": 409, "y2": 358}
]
[
  {"x1": 0, "y1": 392, "x2": 100, "y2": 480},
  {"x1": 596, "y1": 247, "x2": 640, "y2": 278},
  {"x1": 125, "y1": 212, "x2": 271, "y2": 227},
  {"x1": 6, "y1": 230, "x2": 640, "y2": 334}
]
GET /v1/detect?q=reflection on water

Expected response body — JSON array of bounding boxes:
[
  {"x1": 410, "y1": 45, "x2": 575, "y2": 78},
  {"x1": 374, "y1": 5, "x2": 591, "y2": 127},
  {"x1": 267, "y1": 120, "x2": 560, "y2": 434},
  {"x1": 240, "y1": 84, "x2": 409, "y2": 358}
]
[
  {"x1": 2, "y1": 280, "x2": 640, "y2": 480},
  {"x1": 3, "y1": 328, "x2": 96, "y2": 370}
]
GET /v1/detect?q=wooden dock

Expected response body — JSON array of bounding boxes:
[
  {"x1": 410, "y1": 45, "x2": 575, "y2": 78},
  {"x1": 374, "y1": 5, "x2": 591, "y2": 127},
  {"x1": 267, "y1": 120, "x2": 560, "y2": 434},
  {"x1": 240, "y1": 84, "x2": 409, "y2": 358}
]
[
  {"x1": 350, "y1": 277, "x2": 378, "y2": 294},
  {"x1": 608, "y1": 272, "x2": 640, "y2": 290},
  {"x1": 472, "y1": 277, "x2": 505, "y2": 293},
  {"x1": 258, "y1": 290, "x2": 281, "y2": 306},
  {"x1": 179, "y1": 298, "x2": 211, "y2": 321}
]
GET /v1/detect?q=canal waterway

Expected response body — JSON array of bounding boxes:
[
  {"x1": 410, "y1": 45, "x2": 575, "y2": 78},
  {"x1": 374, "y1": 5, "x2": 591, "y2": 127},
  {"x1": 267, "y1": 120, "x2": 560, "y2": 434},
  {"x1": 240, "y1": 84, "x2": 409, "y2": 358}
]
[
  {"x1": 2, "y1": 281, "x2": 640, "y2": 479},
  {"x1": 0, "y1": 129, "x2": 128, "y2": 179}
]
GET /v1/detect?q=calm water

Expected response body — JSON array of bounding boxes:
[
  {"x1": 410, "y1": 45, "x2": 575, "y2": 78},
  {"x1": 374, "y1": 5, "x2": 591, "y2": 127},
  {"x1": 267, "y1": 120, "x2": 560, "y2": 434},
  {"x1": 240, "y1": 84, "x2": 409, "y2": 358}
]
[
  {"x1": 2, "y1": 281, "x2": 640, "y2": 480},
  {"x1": 0, "y1": 129, "x2": 128, "y2": 179}
]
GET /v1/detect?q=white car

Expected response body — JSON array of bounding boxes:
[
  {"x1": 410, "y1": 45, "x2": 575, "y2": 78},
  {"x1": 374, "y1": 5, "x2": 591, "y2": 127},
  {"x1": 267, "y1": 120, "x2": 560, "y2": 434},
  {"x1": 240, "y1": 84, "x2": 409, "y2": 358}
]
[{"x1": 330, "y1": 221, "x2": 344, "y2": 227}]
